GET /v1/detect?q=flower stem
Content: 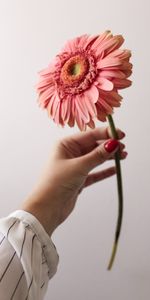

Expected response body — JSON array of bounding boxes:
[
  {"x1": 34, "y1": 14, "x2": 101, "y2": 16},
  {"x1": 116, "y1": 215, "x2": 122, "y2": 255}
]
[{"x1": 107, "y1": 114, "x2": 123, "y2": 270}]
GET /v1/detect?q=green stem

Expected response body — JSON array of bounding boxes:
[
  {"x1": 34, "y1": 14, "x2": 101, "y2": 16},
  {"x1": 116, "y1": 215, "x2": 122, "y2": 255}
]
[{"x1": 107, "y1": 114, "x2": 123, "y2": 270}]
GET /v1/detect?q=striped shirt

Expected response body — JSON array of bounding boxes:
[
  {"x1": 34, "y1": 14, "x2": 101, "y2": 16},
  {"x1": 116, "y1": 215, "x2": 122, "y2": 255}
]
[{"x1": 0, "y1": 210, "x2": 59, "y2": 300}]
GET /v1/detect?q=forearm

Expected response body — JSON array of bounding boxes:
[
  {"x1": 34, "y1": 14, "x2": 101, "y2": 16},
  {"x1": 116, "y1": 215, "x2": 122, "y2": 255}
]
[{"x1": 20, "y1": 189, "x2": 60, "y2": 237}]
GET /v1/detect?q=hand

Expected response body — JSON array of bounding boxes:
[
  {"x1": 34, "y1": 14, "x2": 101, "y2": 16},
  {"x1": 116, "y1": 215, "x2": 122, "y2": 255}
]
[{"x1": 21, "y1": 126, "x2": 127, "y2": 236}]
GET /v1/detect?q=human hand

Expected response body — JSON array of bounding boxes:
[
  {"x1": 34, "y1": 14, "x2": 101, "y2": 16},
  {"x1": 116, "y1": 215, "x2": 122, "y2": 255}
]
[{"x1": 21, "y1": 127, "x2": 127, "y2": 236}]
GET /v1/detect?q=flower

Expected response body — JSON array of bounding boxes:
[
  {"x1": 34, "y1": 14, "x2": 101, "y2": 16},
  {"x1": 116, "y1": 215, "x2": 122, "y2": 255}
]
[
  {"x1": 36, "y1": 31, "x2": 132, "y2": 130},
  {"x1": 36, "y1": 31, "x2": 133, "y2": 270}
]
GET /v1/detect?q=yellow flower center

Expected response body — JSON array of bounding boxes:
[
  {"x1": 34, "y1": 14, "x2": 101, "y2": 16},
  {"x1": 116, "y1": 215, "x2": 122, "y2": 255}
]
[
  {"x1": 70, "y1": 63, "x2": 81, "y2": 76},
  {"x1": 60, "y1": 55, "x2": 89, "y2": 86}
]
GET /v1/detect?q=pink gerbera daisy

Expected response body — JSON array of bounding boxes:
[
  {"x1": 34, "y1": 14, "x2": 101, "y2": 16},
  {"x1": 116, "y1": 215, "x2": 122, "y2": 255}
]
[{"x1": 36, "y1": 31, "x2": 132, "y2": 130}]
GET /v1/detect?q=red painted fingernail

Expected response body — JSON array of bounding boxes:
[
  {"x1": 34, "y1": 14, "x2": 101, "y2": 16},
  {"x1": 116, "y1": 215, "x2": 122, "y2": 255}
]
[{"x1": 104, "y1": 139, "x2": 119, "y2": 153}]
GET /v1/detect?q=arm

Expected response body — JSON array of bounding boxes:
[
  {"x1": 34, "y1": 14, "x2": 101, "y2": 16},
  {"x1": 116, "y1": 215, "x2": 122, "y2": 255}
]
[{"x1": 0, "y1": 126, "x2": 126, "y2": 299}]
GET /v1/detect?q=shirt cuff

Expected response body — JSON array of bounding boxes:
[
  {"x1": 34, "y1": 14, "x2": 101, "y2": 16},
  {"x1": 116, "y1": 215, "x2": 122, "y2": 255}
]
[{"x1": 8, "y1": 210, "x2": 59, "y2": 279}]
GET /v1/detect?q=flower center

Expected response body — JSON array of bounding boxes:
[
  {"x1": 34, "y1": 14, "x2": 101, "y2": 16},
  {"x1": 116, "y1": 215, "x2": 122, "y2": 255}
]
[
  {"x1": 70, "y1": 63, "x2": 81, "y2": 76},
  {"x1": 60, "y1": 55, "x2": 89, "y2": 86}
]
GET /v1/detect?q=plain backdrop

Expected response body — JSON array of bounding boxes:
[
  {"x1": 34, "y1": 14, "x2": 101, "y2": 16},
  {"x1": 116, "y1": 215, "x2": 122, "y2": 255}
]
[{"x1": 0, "y1": 1, "x2": 150, "y2": 299}]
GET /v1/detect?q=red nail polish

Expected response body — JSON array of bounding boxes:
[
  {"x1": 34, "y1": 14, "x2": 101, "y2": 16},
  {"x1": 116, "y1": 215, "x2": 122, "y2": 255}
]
[{"x1": 104, "y1": 139, "x2": 119, "y2": 153}]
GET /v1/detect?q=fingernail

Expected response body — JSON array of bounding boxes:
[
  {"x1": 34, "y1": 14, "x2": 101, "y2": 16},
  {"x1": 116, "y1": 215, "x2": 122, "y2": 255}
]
[
  {"x1": 121, "y1": 131, "x2": 126, "y2": 138},
  {"x1": 104, "y1": 139, "x2": 119, "y2": 153},
  {"x1": 123, "y1": 151, "x2": 128, "y2": 157}
]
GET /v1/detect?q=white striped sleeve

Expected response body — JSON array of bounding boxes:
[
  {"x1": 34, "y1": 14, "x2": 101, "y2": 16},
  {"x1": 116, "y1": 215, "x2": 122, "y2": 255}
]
[{"x1": 0, "y1": 210, "x2": 59, "y2": 300}]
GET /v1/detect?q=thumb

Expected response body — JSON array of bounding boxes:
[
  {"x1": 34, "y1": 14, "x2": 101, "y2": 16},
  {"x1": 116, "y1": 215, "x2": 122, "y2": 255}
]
[{"x1": 78, "y1": 139, "x2": 119, "y2": 173}]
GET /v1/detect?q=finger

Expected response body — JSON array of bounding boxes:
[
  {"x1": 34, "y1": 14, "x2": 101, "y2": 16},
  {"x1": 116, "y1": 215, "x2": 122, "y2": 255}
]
[
  {"x1": 109, "y1": 151, "x2": 128, "y2": 160},
  {"x1": 96, "y1": 140, "x2": 126, "y2": 159},
  {"x1": 64, "y1": 127, "x2": 125, "y2": 155},
  {"x1": 107, "y1": 127, "x2": 125, "y2": 139},
  {"x1": 120, "y1": 151, "x2": 128, "y2": 159},
  {"x1": 77, "y1": 138, "x2": 119, "y2": 173},
  {"x1": 83, "y1": 166, "x2": 116, "y2": 188},
  {"x1": 96, "y1": 140, "x2": 125, "y2": 151}
]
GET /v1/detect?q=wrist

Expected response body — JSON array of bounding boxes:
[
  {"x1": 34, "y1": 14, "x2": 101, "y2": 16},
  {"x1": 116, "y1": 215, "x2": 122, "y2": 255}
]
[{"x1": 20, "y1": 192, "x2": 60, "y2": 236}]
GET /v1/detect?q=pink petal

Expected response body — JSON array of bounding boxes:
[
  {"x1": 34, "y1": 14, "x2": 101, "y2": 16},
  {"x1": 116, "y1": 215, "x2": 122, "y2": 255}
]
[
  {"x1": 51, "y1": 98, "x2": 59, "y2": 119},
  {"x1": 84, "y1": 85, "x2": 99, "y2": 103},
  {"x1": 64, "y1": 97, "x2": 71, "y2": 122},
  {"x1": 91, "y1": 31, "x2": 113, "y2": 51},
  {"x1": 62, "y1": 35, "x2": 89, "y2": 53},
  {"x1": 106, "y1": 97, "x2": 121, "y2": 107},
  {"x1": 54, "y1": 102, "x2": 65, "y2": 126},
  {"x1": 75, "y1": 109, "x2": 86, "y2": 131},
  {"x1": 83, "y1": 35, "x2": 99, "y2": 50},
  {"x1": 113, "y1": 78, "x2": 132, "y2": 89},
  {"x1": 97, "y1": 57, "x2": 122, "y2": 69},
  {"x1": 87, "y1": 118, "x2": 95, "y2": 129},
  {"x1": 38, "y1": 97, "x2": 49, "y2": 109},
  {"x1": 71, "y1": 97, "x2": 75, "y2": 116},
  {"x1": 99, "y1": 70, "x2": 126, "y2": 79},
  {"x1": 61, "y1": 99, "x2": 68, "y2": 121},
  {"x1": 47, "y1": 94, "x2": 57, "y2": 117},
  {"x1": 100, "y1": 90, "x2": 122, "y2": 107},
  {"x1": 96, "y1": 102, "x2": 108, "y2": 121},
  {"x1": 80, "y1": 94, "x2": 92, "y2": 121},
  {"x1": 99, "y1": 61, "x2": 132, "y2": 73},
  {"x1": 98, "y1": 112, "x2": 107, "y2": 121},
  {"x1": 47, "y1": 91, "x2": 60, "y2": 118},
  {"x1": 60, "y1": 99, "x2": 71, "y2": 123},
  {"x1": 99, "y1": 90, "x2": 122, "y2": 108},
  {"x1": 38, "y1": 86, "x2": 55, "y2": 108},
  {"x1": 59, "y1": 103, "x2": 65, "y2": 126},
  {"x1": 79, "y1": 94, "x2": 96, "y2": 117},
  {"x1": 54, "y1": 102, "x2": 61, "y2": 125},
  {"x1": 108, "y1": 91, "x2": 123, "y2": 101},
  {"x1": 36, "y1": 78, "x2": 54, "y2": 93},
  {"x1": 96, "y1": 77, "x2": 114, "y2": 91},
  {"x1": 123, "y1": 69, "x2": 132, "y2": 78},
  {"x1": 83, "y1": 96, "x2": 97, "y2": 118},
  {"x1": 76, "y1": 35, "x2": 89, "y2": 48},
  {"x1": 68, "y1": 116, "x2": 75, "y2": 127},
  {"x1": 67, "y1": 98, "x2": 75, "y2": 127},
  {"x1": 75, "y1": 95, "x2": 90, "y2": 123},
  {"x1": 120, "y1": 61, "x2": 133, "y2": 71},
  {"x1": 68, "y1": 108, "x2": 75, "y2": 127},
  {"x1": 97, "y1": 35, "x2": 124, "y2": 57},
  {"x1": 99, "y1": 98, "x2": 113, "y2": 114},
  {"x1": 108, "y1": 49, "x2": 131, "y2": 61}
]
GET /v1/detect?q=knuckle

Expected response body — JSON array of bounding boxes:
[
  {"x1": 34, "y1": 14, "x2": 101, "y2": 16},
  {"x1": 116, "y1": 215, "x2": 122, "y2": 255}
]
[
  {"x1": 96, "y1": 147, "x2": 106, "y2": 162},
  {"x1": 106, "y1": 126, "x2": 111, "y2": 138},
  {"x1": 55, "y1": 138, "x2": 62, "y2": 147}
]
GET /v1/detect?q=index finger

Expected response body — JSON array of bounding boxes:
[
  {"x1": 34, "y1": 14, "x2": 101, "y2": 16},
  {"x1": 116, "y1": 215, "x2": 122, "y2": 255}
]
[{"x1": 65, "y1": 126, "x2": 125, "y2": 154}]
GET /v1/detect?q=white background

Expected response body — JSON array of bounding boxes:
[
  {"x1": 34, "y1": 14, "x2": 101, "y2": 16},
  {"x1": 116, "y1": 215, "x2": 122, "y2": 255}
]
[{"x1": 0, "y1": 1, "x2": 150, "y2": 299}]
